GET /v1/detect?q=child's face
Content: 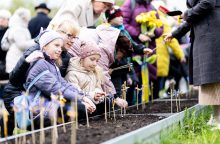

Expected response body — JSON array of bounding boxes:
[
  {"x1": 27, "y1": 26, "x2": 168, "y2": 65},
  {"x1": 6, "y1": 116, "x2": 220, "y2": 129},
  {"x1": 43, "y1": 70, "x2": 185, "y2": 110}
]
[
  {"x1": 110, "y1": 16, "x2": 123, "y2": 26},
  {"x1": 81, "y1": 54, "x2": 101, "y2": 72},
  {"x1": 43, "y1": 39, "x2": 63, "y2": 60}
]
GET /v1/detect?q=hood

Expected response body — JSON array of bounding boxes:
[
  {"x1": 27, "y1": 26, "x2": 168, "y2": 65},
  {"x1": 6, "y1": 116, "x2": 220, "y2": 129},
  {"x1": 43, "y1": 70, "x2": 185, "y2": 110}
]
[
  {"x1": 67, "y1": 57, "x2": 88, "y2": 74},
  {"x1": 96, "y1": 24, "x2": 120, "y2": 49}
]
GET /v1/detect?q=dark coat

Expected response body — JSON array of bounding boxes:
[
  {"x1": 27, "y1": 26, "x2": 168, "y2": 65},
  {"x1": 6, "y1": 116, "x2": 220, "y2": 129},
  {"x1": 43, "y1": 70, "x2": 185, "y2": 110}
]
[
  {"x1": 0, "y1": 27, "x2": 9, "y2": 79},
  {"x1": 28, "y1": 12, "x2": 51, "y2": 38},
  {"x1": 175, "y1": 0, "x2": 220, "y2": 86}
]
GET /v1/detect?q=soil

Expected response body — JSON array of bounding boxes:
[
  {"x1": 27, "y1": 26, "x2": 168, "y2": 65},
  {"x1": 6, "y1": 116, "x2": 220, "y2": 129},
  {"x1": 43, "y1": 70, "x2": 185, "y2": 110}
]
[
  {"x1": 4, "y1": 97, "x2": 198, "y2": 144},
  {"x1": 126, "y1": 100, "x2": 198, "y2": 114}
]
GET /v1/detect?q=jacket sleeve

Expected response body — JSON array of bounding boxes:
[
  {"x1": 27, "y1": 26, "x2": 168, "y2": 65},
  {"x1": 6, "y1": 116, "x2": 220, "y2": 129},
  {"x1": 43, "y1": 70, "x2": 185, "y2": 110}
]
[
  {"x1": 121, "y1": 0, "x2": 140, "y2": 37},
  {"x1": 49, "y1": 0, "x2": 82, "y2": 28},
  {"x1": 27, "y1": 60, "x2": 82, "y2": 101},
  {"x1": 184, "y1": 0, "x2": 215, "y2": 23},
  {"x1": 172, "y1": 22, "x2": 191, "y2": 39},
  {"x1": 9, "y1": 44, "x2": 40, "y2": 88}
]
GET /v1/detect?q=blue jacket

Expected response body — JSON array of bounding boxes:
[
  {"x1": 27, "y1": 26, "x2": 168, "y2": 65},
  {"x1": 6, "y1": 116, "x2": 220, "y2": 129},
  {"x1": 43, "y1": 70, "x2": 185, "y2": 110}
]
[{"x1": 26, "y1": 53, "x2": 82, "y2": 101}]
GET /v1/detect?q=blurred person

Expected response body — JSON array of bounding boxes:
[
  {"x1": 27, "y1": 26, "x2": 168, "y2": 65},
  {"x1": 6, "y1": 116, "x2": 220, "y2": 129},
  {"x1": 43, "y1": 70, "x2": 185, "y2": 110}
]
[
  {"x1": 164, "y1": 0, "x2": 220, "y2": 128},
  {"x1": 28, "y1": 3, "x2": 52, "y2": 38},
  {"x1": 121, "y1": 0, "x2": 164, "y2": 101},
  {"x1": 105, "y1": 6, "x2": 153, "y2": 105},
  {"x1": 49, "y1": 0, "x2": 115, "y2": 28},
  {"x1": 0, "y1": 9, "x2": 11, "y2": 80},
  {"x1": 2, "y1": 8, "x2": 35, "y2": 74}
]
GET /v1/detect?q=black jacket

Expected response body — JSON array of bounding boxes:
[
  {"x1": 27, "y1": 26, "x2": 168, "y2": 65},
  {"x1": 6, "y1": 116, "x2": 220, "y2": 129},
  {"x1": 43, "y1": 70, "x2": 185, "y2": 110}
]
[
  {"x1": 0, "y1": 27, "x2": 8, "y2": 79},
  {"x1": 28, "y1": 12, "x2": 51, "y2": 38}
]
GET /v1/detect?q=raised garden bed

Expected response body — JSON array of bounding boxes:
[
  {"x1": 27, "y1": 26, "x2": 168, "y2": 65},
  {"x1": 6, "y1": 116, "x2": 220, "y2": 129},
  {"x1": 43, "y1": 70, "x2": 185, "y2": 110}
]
[{"x1": 0, "y1": 96, "x2": 198, "y2": 144}]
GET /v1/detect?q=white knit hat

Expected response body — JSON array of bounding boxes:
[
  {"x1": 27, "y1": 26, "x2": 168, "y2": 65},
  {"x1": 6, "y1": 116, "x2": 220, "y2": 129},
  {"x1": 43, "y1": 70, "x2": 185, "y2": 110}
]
[
  {"x1": 95, "y1": 0, "x2": 115, "y2": 4},
  {"x1": 0, "y1": 9, "x2": 11, "y2": 19},
  {"x1": 39, "y1": 30, "x2": 63, "y2": 48}
]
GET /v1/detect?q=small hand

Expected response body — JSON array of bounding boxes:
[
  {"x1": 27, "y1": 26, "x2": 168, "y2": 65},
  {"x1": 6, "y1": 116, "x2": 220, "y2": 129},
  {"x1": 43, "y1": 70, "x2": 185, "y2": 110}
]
[
  {"x1": 25, "y1": 50, "x2": 44, "y2": 63},
  {"x1": 94, "y1": 92, "x2": 105, "y2": 101},
  {"x1": 82, "y1": 97, "x2": 96, "y2": 113},
  {"x1": 138, "y1": 34, "x2": 151, "y2": 43},
  {"x1": 115, "y1": 97, "x2": 128, "y2": 108},
  {"x1": 163, "y1": 33, "x2": 173, "y2": 42},
  {"x1": 143, "y1": 48, "x2": 153, "y2": 55},
  {"x1": 180, "y1": 57, "x2": 186, "y2": 63}
]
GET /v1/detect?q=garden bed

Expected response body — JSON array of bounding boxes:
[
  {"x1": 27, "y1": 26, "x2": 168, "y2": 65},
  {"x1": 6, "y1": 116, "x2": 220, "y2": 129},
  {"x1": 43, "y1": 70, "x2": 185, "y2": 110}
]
[{"x1": 0, "y1": 96, "x2": 198, "y2": 144}]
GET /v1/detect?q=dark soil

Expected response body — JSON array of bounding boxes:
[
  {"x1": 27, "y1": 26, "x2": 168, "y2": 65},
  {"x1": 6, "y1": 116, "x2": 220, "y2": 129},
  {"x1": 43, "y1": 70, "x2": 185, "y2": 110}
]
[
  {"x1": 4, "y1": 97, "x2": 198, "y2": 144},
  {"x1": 126, "y1": 100, "x2": 198, "y2": 114}
]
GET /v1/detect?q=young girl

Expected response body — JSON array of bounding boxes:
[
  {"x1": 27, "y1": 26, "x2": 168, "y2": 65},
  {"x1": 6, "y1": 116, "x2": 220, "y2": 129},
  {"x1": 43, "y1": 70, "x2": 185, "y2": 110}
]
[
  {"x1": 65, "y1": 41, "x2": 106, "y2": 112},
  {"x1": 25, "y1": 30, "x2": 96, "y2": 121}
]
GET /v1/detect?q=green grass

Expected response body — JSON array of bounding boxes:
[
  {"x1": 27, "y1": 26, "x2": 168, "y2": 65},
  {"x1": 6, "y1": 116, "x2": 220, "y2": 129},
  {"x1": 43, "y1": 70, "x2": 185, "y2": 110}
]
[{"x1": 160, "y1": 107, "x2": 220, "y2": 144}]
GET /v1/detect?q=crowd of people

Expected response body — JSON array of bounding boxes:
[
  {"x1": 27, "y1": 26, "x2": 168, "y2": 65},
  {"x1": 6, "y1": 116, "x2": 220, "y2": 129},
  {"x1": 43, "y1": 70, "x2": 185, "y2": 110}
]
[{"x1": 0, "y1": 0, "x2": 191, "y2": 136}]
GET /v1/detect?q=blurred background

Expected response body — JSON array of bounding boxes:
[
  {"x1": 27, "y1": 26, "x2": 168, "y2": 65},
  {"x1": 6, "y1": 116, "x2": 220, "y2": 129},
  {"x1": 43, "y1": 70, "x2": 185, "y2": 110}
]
[{"x1": 0, "y1": 0, "x2": 187, "y2": 17}]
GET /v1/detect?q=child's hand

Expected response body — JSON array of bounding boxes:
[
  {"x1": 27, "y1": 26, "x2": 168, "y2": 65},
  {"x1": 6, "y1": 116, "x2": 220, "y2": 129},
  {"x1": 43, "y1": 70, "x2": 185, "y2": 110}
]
[
  {"x1": 94, "y1": 92, "x2": 105, "y2": 101},
  {"x1": 138, "y1": 34, "x2": 151, "y2": 43},
  {"x1": 143, "y1": 48, "x2": 153, "y2": 55},
  {"x1": 82, "y1": 97, "x2": 96, "y2": 113},
  {"x1": 25, "y1": 50, "x2": 44, "y2": 63},
  {"x1": 115, "y1": 97, "x2": 128, "y2": 108}
]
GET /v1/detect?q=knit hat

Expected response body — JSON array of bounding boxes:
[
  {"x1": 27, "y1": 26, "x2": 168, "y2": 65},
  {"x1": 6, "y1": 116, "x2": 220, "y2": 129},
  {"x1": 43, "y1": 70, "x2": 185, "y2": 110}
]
[
  {"x1": 80, "y1": 41, "x2": 101, "y2": 59},
  {"x1": 39, "y1": 30, "x2": 63, "y2": 48},
  {"x1": 0, "y1": 9, "x2": 11, "y2": 19},
  {"x1": 105, "y1": 5, "x2": 122, "y2": 22},
  {"x1": 95, "y1": 0, "x2": 115, "y2": 4}
]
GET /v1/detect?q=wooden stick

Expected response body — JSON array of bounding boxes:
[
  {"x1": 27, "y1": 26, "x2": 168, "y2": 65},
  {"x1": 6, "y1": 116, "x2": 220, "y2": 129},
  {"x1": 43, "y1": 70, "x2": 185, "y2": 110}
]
[
  {"x1": 30, "y1": 109, "x2": 36, "y2": 144},
  {"x1": 40, "y1": 98, "x2": 45, "y2": 144},
  {"x1": 22, "y1": 106, "x2": 26, "y2": 144},
  {"x1": 70, "y1": 101, "x2": 76, "y2": 144},
  {"x1": 169, "y1": 80, "x2": 175, "y2": 114},
  {"x1": 108, "y1": 97, "x2": 111, "y2": 118},
  {"x1": 112, "y1": 99, "x2": 116, "y2": 121},
  {"x1": 179, "y1": 91, "x2": 182, "y2": 111},
  {"x1": 85, "y1": 105, "x2": 90, "y2": 128},
  {"x1": 151, "y1": 82, "x2": 154, "y2": 103},
  {"x1": 176, "y1": 90, "x2": 179, "y2": 112},
  {"x1": 105, "y1": 95, "x2": 107, "y2": 123},
  {"x1": 13, "y1": 107, "x2": 18, "y2": 144},
  {"x1": 75, "y1": 96, "x2": 78, "y2": 129},
  {"x1": 135, "y1": 85, "x2": 139, "y2": 110}
]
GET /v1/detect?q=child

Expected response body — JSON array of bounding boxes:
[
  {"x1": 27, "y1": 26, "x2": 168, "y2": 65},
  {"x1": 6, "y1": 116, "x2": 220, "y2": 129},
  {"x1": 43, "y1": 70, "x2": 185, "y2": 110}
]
[
  {"x1": 105, "y1": 5, "x2": 153, "y2": 55},
  {"x1": 105, "y1": 6, "x2": 154, "y2": 105},
  {"x1": 65, "y1": 40, "x2": 128, "y2": 113},
  {"x1": 25, "y1": 30, "x2": 96, "y2": 122}
]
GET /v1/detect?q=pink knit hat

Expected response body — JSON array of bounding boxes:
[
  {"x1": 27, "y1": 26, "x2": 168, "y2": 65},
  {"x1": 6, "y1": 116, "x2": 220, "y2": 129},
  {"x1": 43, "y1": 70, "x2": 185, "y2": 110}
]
[{"x1": 80, "y1": 41, "x2": 101, "y2": 59}]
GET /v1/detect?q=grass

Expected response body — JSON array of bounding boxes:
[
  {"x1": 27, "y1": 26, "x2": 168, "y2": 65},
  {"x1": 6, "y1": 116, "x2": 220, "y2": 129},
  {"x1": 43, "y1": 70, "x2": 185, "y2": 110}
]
[{"x1": 160, "y1": 106, "x2": 220, "y2": 144}]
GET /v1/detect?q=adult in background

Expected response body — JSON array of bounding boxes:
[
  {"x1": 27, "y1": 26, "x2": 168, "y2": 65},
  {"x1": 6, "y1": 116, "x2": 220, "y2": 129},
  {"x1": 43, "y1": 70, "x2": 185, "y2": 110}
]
[
  {"x1": 164, "y1": 0, "x2": 220, "y2": 128},
  {"x1": 2, "y1": 8, "x2": 35, "y2": 74},
  {"x1": 121, "y1": 0, "x2": 163, "y2": 100},
  {"x1": 28, "y1": 3, "x2": 52, "y2": 38},
  {"x1": 0, "y1": 9, "x2": 11, "y2": 80},
  {"x1": 49, "y1": 0, "x2": 115, "y2": 28}
]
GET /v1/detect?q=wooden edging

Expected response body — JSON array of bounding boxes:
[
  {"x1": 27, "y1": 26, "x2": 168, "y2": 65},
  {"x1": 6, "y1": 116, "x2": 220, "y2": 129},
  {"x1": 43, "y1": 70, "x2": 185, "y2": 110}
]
[{"x1": 102, "y1": 104, "x2": 205, "y2": 144}]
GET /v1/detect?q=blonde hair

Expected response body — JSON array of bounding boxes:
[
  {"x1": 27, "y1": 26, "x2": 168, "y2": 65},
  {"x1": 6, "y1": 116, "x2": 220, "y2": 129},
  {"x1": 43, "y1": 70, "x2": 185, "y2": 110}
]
[{"x1": 52, "y1": 20, "x2": 80, "y2": 36}]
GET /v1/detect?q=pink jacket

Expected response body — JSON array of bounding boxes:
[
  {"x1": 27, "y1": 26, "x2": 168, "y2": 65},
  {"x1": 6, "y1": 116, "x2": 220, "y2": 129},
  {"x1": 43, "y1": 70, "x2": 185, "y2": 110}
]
[{"x1": 78, "y1": 25, "x2": 120, "y2": 94}]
